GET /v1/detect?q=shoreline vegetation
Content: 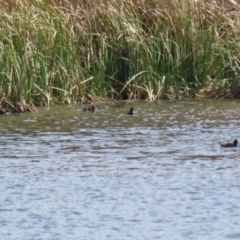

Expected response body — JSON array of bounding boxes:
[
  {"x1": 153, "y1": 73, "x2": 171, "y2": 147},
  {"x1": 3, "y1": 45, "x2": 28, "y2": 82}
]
[{"x1": 1, "y1": 0, "x2": 240, "y2": 113}]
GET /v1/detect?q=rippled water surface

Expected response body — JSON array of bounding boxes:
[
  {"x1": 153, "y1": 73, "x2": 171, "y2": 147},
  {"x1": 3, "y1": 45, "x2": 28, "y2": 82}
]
[{"x1": 1, "y1": 100, "x2": 240, "y2": 240}]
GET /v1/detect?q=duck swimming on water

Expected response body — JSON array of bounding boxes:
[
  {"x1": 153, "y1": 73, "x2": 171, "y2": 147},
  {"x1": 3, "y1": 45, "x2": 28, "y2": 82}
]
[
  {"x1": 127, "y1": 107, "x2": 134, "y2": 115},
  {"x1": 89, "y1": 105, "x2": 97, "y2": 112},
  {"x1": 83, "y1": 105, "x2": 97, "y2": 112},
  {"x1": 0, "y1": 108, "x2": 12, "y2": 115},
  {"x1": 219, "y1": 139, "x2": 238, "y2": 147}
]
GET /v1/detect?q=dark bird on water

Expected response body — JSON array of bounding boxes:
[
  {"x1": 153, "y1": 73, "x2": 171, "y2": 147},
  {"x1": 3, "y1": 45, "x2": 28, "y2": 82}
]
[
  {"x1": 127, "y1": 107, "x2": 134, "y2": 115},
  {"x1": 83, "y1": 105, "x2": 97, "y2": 112},
  {"x1": 219, "y1": 139, "x2": 238, "y2": 147}
]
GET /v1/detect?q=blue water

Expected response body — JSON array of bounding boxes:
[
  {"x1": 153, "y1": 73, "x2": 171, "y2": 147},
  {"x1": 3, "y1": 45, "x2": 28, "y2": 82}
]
[{"x1": 0, "y1": 100, "x2": 240, "y2": 239}]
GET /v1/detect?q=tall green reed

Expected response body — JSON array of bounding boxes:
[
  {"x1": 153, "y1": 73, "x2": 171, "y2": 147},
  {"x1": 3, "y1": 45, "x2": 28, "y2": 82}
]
[{"x1": 0, "y1": 0, "x2": 240, "y2": 112}]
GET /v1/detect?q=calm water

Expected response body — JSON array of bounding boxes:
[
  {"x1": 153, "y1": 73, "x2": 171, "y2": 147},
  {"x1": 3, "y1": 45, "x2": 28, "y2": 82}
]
[{"x1": 0, "y1": 100, "x2": 240, "y2": 240}]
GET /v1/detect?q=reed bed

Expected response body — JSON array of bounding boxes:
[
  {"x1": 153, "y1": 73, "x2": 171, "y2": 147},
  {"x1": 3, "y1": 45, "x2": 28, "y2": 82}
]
[{"x1": 1, "y1": 0, "x2": 240, "y2": 112}]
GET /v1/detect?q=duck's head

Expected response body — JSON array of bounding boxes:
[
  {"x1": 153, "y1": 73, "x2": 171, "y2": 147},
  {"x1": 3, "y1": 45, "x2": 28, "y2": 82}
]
[{"x1": 234, "y1": 139, "x2": 238, "y2": 146}]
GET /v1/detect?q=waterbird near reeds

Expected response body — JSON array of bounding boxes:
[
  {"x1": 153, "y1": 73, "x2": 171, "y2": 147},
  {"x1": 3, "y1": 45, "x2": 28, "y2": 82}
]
[
  {"x1": 83, "y1": 105, "x2": 97, "y2": 112},
  {"x1": 219, "y1": 139, "x2": 238, "y2": 147},
  {"x1": 0, "y1": 108, "x2": 12, "y2": 115},
  {"x1": 127, "y1": 107, "x2": 134, "y2": 115}
]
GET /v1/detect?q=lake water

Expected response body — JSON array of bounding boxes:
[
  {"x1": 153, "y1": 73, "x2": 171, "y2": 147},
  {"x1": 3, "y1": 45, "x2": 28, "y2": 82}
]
[{"x1": 0, "y1": 100, "x2": 240, "y2": 240}]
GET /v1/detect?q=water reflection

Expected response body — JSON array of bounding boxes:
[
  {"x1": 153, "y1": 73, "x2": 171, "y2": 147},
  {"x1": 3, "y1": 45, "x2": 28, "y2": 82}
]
[{"x1": 0, "y1": 100, "x2": 240, "y2": 239}]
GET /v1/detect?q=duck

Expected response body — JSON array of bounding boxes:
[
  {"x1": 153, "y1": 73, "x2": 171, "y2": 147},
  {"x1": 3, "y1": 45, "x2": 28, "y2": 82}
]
[
  {"x1": 0, "y1": 108, "x2": 12, "y2": 115},
  {"x1": 89, "y1": 105, "x2": 97, "y2": 112},
  {"x1": 83, "y1": 105, "x2": 97, "y2": 112},
  {"x1": 127, "y1": 107, "x2": 134, "y2": 115},
  {"x1": 219, "y1": 139, "x2": 238, "y2": 147}
]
